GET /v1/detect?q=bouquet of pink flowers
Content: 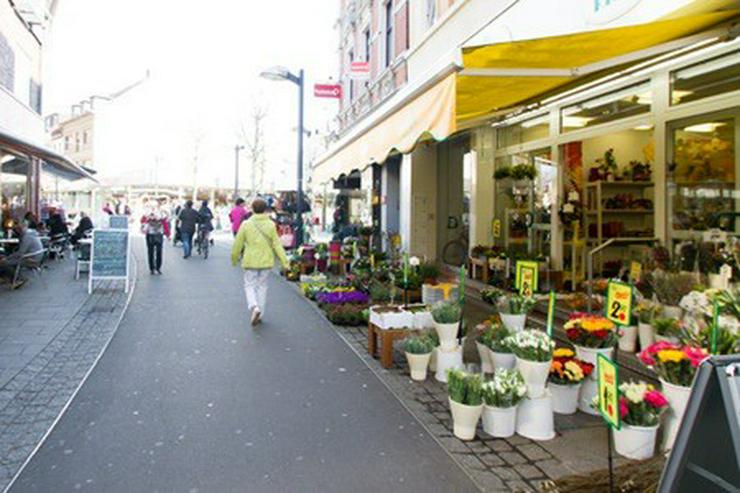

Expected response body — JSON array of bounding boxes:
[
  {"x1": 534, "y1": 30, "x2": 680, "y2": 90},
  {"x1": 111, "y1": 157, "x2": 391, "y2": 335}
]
[
  {"x1": 618, "y1": 381, "x2": 669, "y2": 427},
  {"x1": 638, "y1": 342, "x2": 708, "y2": 387}
]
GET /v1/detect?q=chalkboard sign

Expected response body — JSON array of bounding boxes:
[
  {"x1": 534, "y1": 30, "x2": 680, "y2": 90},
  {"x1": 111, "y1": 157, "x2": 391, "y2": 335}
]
[
  {"x1": 88, "y1": 229, "x2": 129, "y2": 293},
  {"x1": 109, "y1": 215, "x2": 129, "y2": 229},
  {"x1": 659, "y1": 355, "x2": 739, "y2": 492}
]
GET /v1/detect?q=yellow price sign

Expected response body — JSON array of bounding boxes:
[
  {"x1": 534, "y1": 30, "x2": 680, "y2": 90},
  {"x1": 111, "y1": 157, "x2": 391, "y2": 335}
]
[
  {"x1": 516, "y1": 261, "x2": 538, "y2": 296},
  {"x1": 492, "y1": 219, "x2": 502, "y2": 239},
  {"x1": 605, "y1": 280, "x2": 633, "y2": 327},
  {"x1": 597, "y1": 354, "x2": 620, "y2": 430},
  {"x1": 629, "y1": 261, "x2": 642, "y2": 283}
]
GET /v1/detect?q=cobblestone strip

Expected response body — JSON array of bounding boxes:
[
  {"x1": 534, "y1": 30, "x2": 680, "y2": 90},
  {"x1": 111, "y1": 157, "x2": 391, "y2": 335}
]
[{"x1": 0, "y1": 267, "x2": 136, "y2": 490}]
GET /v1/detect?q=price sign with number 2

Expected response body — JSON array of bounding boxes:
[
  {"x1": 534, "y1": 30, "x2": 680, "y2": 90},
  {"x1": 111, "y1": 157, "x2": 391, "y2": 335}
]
[{"x1": 605, "y1": 281, "x2": 633, "y2": 327}]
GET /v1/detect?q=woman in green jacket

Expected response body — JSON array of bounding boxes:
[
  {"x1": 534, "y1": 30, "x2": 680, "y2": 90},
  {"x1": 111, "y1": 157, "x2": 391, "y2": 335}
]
[{"x1": 231, "y1": 198, "x2": 290, "y2": 326}]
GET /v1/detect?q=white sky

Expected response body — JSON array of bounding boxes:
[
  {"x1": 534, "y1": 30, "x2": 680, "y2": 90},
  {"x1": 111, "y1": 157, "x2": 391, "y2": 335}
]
[{"x1": 44, "y1": 0, "x2": 340, "y2": 191}]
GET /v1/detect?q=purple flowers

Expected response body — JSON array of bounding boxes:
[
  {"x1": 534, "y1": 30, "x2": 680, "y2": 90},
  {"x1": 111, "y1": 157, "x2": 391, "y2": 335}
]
[{"x1": 317, "y1": 291, "x2": 369, "y2": 305}]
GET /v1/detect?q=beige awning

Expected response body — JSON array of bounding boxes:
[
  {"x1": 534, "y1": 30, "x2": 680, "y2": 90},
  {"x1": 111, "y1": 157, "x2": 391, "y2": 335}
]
[{"x1": 313, "y1": 73, "x2": 457, "y2": 185}]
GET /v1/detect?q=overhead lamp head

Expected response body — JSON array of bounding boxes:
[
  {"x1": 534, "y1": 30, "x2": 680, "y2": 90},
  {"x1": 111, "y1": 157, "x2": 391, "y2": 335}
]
[{"x1": 260, "y1": 66, "x2": 291, "y2": 82}]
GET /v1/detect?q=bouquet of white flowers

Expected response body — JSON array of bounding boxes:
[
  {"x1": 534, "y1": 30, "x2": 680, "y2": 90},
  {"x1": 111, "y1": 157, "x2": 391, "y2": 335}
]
[
  {"x1": 482, "y1": 369, "x2": 527, "y2": 408},
  {"x1": 505, "y1": 329, "x2": 554, "y2": 362}
]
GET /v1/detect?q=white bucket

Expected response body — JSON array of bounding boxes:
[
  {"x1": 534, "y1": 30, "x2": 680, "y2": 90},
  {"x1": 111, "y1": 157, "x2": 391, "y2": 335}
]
[
  {"x1": 618, "y1": 325, "x2": 638, "y2": 353},
  {"x1": 488, "y1": 348, "x2": 516, "y2": 370},
  {"x1": 638, "y1": 322, "x2": 654, "y2": 351},
  {"x1": 516, "y1": 391, "x2": 555, "y2": 441},
  {"x1": 500, "y1": 313, "x2": 526, "y2": 332},
  {"x1": 614, "y1": 424, "x2": 659, "y2": 460},
  {"x1": 405, "y1": 352, "x2": 432, "y2": 381},
  {"x1": 429, "y1": 347, "x2": 438, "y2": 372},
  {"x1": 550, "y1": 382, "x2": 581, "y2": 415},
  {"x1": 482, "y1": 405, "x2": 517, "y2": 438},
  {"x1": 435, "y1": 322, "x2": 460, "y2": 351},
  {"x1": 575, "y1": 345, "x2": 614, "y2": 380},
  {"x1": 515, "y1": 357, "x2": 551, "y2": 399},
  {"x1": 476, "y1": 342, "x2": 493, "y2": 374},
  {"x1": 661, "y1": 379, "x2": 692, "y2": 451},
  {"x1": 449, "y1": 398, "x2": 482, "y2": 441},
  {"x1": 435, "y1": 346, "x2": 463, "y2": 383},
  {"x1": 578, "y1": 378, "x2": 599, "y2": 415}
]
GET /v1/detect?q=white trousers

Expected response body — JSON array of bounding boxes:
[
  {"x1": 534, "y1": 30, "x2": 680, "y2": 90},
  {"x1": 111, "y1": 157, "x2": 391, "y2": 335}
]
[{"x1": 243, "y1": 269, "x2": 270, "y2": 314}]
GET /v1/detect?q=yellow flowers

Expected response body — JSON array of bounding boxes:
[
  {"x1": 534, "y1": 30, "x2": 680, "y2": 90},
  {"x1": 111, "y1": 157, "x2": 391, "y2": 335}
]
[
  {"x1": 553, "y1": 348, "x2": 575, "y2": 358},
  {"x1": 656, "y1": 349, "x2": 687, "y2": 364},
  {"x1": 580, "y1": 317, "x2": 616, "y2": 332},
  {"x1": 564, "y1": 361, "x2": 584, "y2": 381}
]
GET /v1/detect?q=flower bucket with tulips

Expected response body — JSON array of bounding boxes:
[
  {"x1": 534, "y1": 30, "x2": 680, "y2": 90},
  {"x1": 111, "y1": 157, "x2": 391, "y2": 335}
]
[
  {"x1": 505, "y1": 330, "x2": 554, "y2": 398},
  {"x1": 447, "y1": 369, "x2": 484, "y2": 440},
  {"x1": 548, "y1": 348, "x2": 593, "y2": 414},
  {"x1": 481, "y1": 369, "x2": 527, "y2": 438}
]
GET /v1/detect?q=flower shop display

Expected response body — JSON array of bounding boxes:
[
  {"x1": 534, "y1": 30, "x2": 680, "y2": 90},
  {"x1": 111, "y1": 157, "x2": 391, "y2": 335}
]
[
  {"x1": 652, "y1": 317, "x2": 682, "y2": 344},
  {"x1": 636, "y1": 301, "x2": 661, "y2": 351},
  {"x1": 432, "y1": 301, "x2": 462, "y2": 350},
  {"x1": 678, "y1": 287, "x2": 740, "y2": 354},
  {"x1": 481, "y1": 369, "x2": 527, "y2": 438},
  {"x1": 447, "y1": 369, "x2": 484, "y2": 440},
  {"x1": 422, "y1": 283, "x2": 459, "y2": 305},
  {"x1": 474, "y1": 323, "x2": 496, "y2": 374},
  {"x1": 548, "y1": 348, "x2": 593, "y2": 415},
  {"x1": 404, "y1": 304, "x2": 435, "y2": 330},
  {"x1": 316, "y1": 290, "x2": 369, "y2": 305},
  {"x1": 612, "y1": 381, "x2": 669, "y2": 460},
  {"x1": 436, "y1": 346, "x2": 464, "y2": 383},
  {"x1": 638, "y1": 342, "x2": 708, "y2": 450},
  {"x1": 369, "y1": 305, "x2": 413, "y2": 330},
  {"x1": 404, "y1": 336, "x2": 435, "y2": 381},
  {"x1": 506, "y1": 330, "x2": 554, "y2": 398},
  {"x1": 483, "y1": 324, "x2": 515, "y2": 370},
  {"x1": 564, "y1": 314, "x2": 617, "y2": 414},
  {"x1": 618, "y1": 320, "x2": 639, "y2": 353},
  {"x1": 324, "y1": 304, "x2": 368, "y2": 326},
  {"x1": 516, "y1": 390, "x2": 556, "y2": 441},
  {"x1": 646, "y1": 270, "x2": 697, "y2": 317},
  {"x1": 496, "y1": 294, "x2": 536, "y2": 332}
]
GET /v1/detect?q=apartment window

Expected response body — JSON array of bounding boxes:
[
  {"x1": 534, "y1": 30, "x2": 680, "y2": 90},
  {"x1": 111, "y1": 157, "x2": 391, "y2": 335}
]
[
  {"x1": 384, "y1": 1, "x2": 394, "y2": 68},
  {"x1": 671, "y1": 50, "x2": 740, "y2": 105},
  {"x1": 364, "y1": 29, "x2": 371, "y2": 62},
  {"x1": 348, "y1": 49, "x2": 355, "y2": 102}
]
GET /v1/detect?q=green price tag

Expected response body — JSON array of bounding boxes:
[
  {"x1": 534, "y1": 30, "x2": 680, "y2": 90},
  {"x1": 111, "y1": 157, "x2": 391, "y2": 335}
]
[
  {"x1": 597, "y1": 354, "x2": 620, "y2": 430},
  {"x1": 546, "y1": 290, "x2": 556, "y2": 337},
  {"x1": 515, "y1": 261, "x2": 538, "y2": 296},
  {"x1": 711, "y1": 299, "x2": 719, "y2": 354},
  {"x1": 605, "y1": 280, "x2": 633, "y2": 327}
]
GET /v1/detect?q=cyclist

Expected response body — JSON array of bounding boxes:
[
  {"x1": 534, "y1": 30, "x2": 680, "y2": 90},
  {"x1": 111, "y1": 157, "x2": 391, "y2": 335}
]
[{"x1": 196, "y1": 200, "x2": 215, "y2": 257}]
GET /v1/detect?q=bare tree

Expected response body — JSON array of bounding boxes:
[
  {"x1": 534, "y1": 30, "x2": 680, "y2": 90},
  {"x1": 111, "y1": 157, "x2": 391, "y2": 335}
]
[
  {"x1": 188, "y1": 129, "x2": 206, "y2": 202},
  {"x1": 238, "y1": 103, "x2": 268, "y2": 196}
]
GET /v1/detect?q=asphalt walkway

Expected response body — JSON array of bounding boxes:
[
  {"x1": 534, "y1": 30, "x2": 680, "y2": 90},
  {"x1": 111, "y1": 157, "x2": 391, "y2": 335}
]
[{"x1": 9, "y1": 236, "x2": 476, "y2": 492}]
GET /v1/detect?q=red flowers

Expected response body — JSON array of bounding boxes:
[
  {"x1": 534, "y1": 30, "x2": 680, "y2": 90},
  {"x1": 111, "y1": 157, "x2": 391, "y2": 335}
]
[
  {"x1": 619, "y1": 397, "x2": 629, "y2": 418},
  {"x1": 644, "y1": 390, "x2": 668, "y2": 409}
]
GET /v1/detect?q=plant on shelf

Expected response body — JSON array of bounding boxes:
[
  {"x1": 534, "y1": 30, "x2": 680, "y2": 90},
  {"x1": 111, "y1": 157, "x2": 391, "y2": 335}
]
[
  {"x1": 638, "y1": 342, "x2": 707, "y2": 388},
  {"x1": 324, "y1": 304, "x2": 368, "y2": 326},
  {"x1": 482, "y1": 369, "x2": 527, "y2": 408},
  {"x1": 494, "y1": 166, "x2": 511, "y2": 180},
  {"x1": 629, "y1": 160, "x2": 652, "y2": 182},
  {"x1": 511, "y1": 163, "x2": 537, "y2": 181},
  {"x1": 418, "y1": 262, "x2": 441, "y2": 284},
  {"x1": 316, "y1": 290, "x2": 370, "y2": 305},
  {"x1": 564, "y1": 313, "x2": 618, "y2": 349}
]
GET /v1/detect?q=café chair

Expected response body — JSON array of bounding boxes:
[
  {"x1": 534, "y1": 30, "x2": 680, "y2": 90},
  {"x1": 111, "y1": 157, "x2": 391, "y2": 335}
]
[{"x1": 11, "y1": 249, "x2": 47, "y2": 289}]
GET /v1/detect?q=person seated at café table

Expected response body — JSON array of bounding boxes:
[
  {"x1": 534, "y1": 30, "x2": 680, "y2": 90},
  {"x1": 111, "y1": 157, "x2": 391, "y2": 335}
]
[
  {"x1": 70, "y1": 211, "x2": 93, "y2": 246},
  {"x1": 0, "y1": 223, "x2": 44, "y2": 288},
  {"x1": 46, "y1": 209, "x2": 69, "y2": 238}
]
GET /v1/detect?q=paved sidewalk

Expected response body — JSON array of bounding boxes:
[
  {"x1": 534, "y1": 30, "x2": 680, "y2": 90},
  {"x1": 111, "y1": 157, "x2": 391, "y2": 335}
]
[
  {"x1": 0, "y1": 255, "x2": 131, "y2": 490},
  {"x1": 10, "y1": 240, "x2": 476, "y2": 492}
]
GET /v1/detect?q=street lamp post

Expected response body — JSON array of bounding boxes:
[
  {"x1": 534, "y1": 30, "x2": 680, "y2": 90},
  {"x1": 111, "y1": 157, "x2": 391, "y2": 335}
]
[
  {"x1": 234, "y1": 144, "x2": 244, "y2": 201},
  {"x1": 260, "y1": 66, "x2": 305, "y2": 247}
]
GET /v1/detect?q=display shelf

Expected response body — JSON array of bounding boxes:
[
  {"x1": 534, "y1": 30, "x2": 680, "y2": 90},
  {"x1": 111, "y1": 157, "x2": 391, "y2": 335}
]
[
  {"x1": 587, "y1": 180, "x2": 654, "y2": 187},
  {"x1": 586, "y1": 209, "x2": 654, "y2": 215}
]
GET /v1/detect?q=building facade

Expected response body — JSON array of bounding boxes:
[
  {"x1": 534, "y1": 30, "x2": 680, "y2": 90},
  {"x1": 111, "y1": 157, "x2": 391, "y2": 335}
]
[{"x1": 316, "y1": 0, "x2": 740, "y2": 285}]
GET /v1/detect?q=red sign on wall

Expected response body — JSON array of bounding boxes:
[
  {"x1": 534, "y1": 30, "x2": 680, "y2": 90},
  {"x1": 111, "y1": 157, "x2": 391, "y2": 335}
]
[
  {"x1": 349, "y1": 61, "x2": 370, "y2": 80},
  {"x1": 313, "y1": 84, "x2": 342, "y2": 99}
]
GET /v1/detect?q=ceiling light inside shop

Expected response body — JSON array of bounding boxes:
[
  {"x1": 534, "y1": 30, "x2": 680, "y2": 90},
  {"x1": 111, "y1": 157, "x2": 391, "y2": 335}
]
[
  {"x1": 636, "y1": 92, "x2": 652, "y2": 105},
  {"x1": 674, "y1": 51, "x2": 740, "y2": 80},
  {"x1": 633, "y1": 124, "x2": 653, "y2": 131},
  {"x1": 561, "y1": 116, "x2": 593, "y2": 128},
  {"x1": 520, "y1": 114, "x2": 549, "y2": 128},
  {"x1": 578, "y1": 83, "x2": 651, "y2": 110},
  {"x1": 683, "y1": 122, "x2": 726, "y2": 133},
  {"x1": 671, "y1": 90, "x2": 693, "y2": 102}
]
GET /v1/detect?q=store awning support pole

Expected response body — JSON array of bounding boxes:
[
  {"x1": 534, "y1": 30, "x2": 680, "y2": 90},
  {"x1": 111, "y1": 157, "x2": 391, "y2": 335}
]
[{"x1": 587, "y1": 239, "x2": 616, "y2": 314}]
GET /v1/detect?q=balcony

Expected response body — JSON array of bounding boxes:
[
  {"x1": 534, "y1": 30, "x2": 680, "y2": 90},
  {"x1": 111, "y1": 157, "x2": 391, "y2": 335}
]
[{"x1": 337, "y1": 57, "x2": 408, "y2": 134}]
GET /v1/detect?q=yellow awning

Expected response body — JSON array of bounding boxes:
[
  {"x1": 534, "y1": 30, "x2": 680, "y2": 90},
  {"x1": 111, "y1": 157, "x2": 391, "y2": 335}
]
[
  {"x1": 313, "y1": 73, "x2": 457, "y2": 186},
  {"x1": 457, "y1": 10, "x2": 739, "y2": 123}
]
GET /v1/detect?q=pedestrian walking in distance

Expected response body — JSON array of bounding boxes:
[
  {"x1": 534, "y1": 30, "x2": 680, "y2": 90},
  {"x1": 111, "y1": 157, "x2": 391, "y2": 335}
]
[
  {"x1": 141, "y1": 208, "x2": 170, "y2": 275},
  {"x1": 178, "y1": 200, "x2": 200, "y2": 259},
  {"x1": 229, "y1": 197, "x2": 249, "y2": 237},
  {"x1": 231, "y1": 198, "x2": 289, "y2": 327}
]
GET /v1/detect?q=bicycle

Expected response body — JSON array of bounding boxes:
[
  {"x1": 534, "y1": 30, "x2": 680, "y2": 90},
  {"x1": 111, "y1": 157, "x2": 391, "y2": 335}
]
[
  {"x1": 442, "y1": 226, "x2": 469, "y2": 266},
  {"x1": 196, "y1": 226, "x2": 210, "y2": 259}
]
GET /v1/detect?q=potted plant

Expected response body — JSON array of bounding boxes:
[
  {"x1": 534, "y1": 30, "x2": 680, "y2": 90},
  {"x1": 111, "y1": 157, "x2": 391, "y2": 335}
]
[
  {"x1": 635, "y1": 301, "x2": 661, "y2": 351},
  {"x1": 447, "y1": 369, "x2": 484, "y2": 441},
  {"x1": 314, "y1": 243, "x2": 329, "y2": 272},
  {"x1": 432, "y1": 301, "x2": 462, "y2": 350},
  {"x1": 612, "y1": 381, "x2": 669, "y2": 460},
  {"x1": 369, "y1": 304, "x2": 413, "y2": 330},
  {"x1": 496, "y1": 294, "x2": 536, "y2": 332},
  {"x1": 647, "y1": 270, "x2": 697, "y2": 318},
  {"x1": 484, "y1": 323, "x2": 515, "y2": 370},
  {"x1": 505, "y1": 330, "x2": 554, "y2": 398},
  {"x1": 404, "y1": 336, "x2": 435, "y2": 381},
  {"x1": 638, "y1": 342, "x2": 708, "y2": 450},
  {"x1": 564, "y1": 313, "x2": 618, "y2": 364},
  {"x1": 474, "y1": 323, "x2": 495, "y2": 374},
  {"x1": 480, "y1": 288, "x2": 503, "y2": 306},
  {"x1": 494, "y1": 165, "x2": 511, "y2": 181},
  {"x1": 548, "y1": 348, "x2": 593, "y2": 415},
  {"x1": 481, "y1": 369, "x2": 527, "y2": 438},
  {"x1": 652, "y1": 318, "x2": 682, "y2": 344}
]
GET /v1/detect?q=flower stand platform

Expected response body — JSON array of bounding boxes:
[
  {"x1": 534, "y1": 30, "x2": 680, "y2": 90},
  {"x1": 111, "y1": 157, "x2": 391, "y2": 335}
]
[{"x1": 367, "y1": 322, "x2": 410, "y2": 369}]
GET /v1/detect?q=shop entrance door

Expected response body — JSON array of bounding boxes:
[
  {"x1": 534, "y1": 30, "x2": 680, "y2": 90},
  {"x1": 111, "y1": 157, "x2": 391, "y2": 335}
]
[{"x1": 437, "y1": 136, "x2": 471, "y2": 266}]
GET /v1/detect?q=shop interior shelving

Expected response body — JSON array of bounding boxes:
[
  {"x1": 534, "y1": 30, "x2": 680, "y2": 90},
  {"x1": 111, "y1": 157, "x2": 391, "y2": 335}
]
[{"x1": 584, "y1": 180, "x2": 655, "y2": 272}]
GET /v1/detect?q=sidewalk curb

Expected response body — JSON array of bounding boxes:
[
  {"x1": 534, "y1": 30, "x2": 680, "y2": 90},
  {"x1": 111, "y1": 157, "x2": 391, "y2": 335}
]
[
  {"x1": 3, "y1": 251, "x2": 140, "y2": 493},
  {"x1": 282, "y1": 278, "x2": 485, "y2": 493}
]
